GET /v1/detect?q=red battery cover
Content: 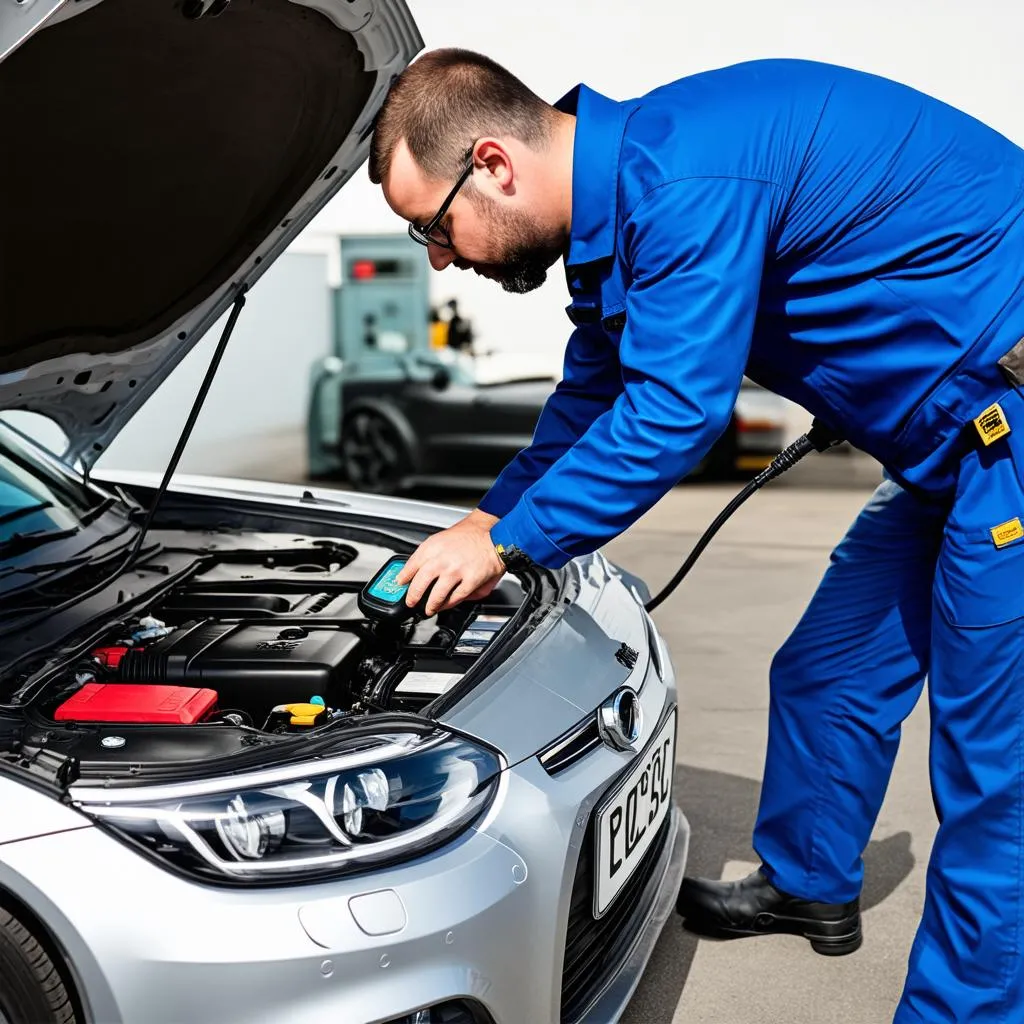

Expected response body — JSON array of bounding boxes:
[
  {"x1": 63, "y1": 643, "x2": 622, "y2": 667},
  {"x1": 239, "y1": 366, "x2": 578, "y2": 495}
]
[{"x1": 54, "y1": 683, "x2": 218, "y2": 724}]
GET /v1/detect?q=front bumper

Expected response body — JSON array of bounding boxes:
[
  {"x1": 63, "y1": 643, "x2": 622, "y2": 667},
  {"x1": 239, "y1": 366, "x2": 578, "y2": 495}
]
[
  {"x1": 1, "y1": 797, "x2": 687, "y2": 1024},
  {"x1": 0, "y1": 625, "x2": 687, "y2": 1024}
]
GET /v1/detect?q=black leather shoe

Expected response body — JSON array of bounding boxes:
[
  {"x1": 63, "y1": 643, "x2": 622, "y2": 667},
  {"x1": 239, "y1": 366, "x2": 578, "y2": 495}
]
[{"x1": 676, "y1": 867, "x2": 862, "y2": 956}]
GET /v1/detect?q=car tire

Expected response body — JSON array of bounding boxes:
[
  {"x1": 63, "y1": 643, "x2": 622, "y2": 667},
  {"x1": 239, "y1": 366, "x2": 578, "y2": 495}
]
[
  {"x1": 340, "y1": 408, "x2": 413, "y2": 495},
  {"x1": 0, "y1": 906, "x2": 76, "y2": 1024}
]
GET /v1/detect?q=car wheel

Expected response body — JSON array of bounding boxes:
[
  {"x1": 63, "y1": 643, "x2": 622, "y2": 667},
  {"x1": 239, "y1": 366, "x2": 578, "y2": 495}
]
[
  {"x1": 0, "y1": 906, "x2": 76, "y2": 1024},
  {"x1": 340, "y1": 408, "x2": 412, "y2": 495}
]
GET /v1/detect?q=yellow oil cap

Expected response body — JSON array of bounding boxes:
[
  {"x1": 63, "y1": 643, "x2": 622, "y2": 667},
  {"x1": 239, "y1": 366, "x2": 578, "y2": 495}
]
[{"x1": 279, "y1": 702, "x2": 328, "y2": 727}]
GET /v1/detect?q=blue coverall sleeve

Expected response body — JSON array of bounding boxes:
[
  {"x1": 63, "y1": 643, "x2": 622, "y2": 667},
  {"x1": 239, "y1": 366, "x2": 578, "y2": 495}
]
[
  {"x1": 476, "y1": 324, "x2": 623, "y2": 519},
  {"x1": 489, "y1": 177, "x2": 774, "y2": 568}
]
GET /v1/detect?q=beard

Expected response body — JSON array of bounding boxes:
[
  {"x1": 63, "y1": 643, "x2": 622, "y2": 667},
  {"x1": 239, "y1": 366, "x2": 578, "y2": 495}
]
[{"x1": 461, "y1": 193, "x2": 565, "y2": 294}]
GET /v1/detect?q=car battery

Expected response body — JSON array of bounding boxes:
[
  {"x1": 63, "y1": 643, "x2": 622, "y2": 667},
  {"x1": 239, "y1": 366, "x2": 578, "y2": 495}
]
[{"x1": 53, "y1": 683, "x2": 218, "y2": 725}]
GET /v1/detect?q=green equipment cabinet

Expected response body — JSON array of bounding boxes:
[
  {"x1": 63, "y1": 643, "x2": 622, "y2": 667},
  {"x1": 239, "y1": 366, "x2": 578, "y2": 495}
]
[{"x1": 306, "y1": 234, "x2": 431, "y2": 478}]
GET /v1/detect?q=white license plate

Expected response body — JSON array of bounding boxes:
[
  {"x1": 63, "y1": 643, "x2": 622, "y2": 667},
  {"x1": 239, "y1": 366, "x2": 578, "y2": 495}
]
[{"x1": 594, "y1": 708, "x2": 676, "y2": 917}]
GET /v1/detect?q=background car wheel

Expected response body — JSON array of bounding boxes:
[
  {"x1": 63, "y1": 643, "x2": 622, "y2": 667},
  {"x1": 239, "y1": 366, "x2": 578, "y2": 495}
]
[
  {"x1": 0, "y1": 906, "x2": 76, "y2": 1024},
  {"x1": 340, "y1": 408, "x2": 412, "y2": 495}
]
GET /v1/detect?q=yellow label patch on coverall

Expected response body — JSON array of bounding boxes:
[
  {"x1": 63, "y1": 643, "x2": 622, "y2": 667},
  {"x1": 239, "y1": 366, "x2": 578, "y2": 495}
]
[
  {"x1": 990, "y1": 518, "x2": 1024, "y2": 548},
  {"x1": 974, "y1": 402, "x2": 1012, "y2": 445}
]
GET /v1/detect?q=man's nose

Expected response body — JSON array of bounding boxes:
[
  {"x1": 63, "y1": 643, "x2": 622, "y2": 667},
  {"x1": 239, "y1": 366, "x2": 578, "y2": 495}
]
[{"x1": 428, "y1": 244, "x2": 456, "y2": 271}]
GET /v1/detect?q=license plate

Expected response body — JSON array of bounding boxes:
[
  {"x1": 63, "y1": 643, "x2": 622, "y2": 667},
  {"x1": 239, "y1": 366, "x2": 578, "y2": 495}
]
[{"x1": 594, "y1": 707, "x2": 677, "y2": 917}]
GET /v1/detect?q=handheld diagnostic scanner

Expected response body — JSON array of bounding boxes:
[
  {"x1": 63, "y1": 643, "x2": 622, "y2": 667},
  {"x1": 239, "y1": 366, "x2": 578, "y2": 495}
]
[{"x1": 359, "y1": 556, "x2": 421, "y2": 625}]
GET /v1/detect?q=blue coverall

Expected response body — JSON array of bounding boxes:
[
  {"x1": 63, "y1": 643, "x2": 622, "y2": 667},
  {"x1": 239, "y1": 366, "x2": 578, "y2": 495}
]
[{"x1": 481, "y1": 59, "x2": 1024, "y2": 1022}]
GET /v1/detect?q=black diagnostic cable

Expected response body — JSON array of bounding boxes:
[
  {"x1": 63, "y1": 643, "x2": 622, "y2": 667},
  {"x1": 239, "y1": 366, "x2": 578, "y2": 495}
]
[{"x1": 644, "y1": 419, "x2": 845, "y2": 614}]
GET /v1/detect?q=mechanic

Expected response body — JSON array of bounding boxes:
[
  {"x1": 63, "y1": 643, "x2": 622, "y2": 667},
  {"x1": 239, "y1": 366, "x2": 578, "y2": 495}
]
[{"x1": 370, "y1": 49, "x2": 1024, "y2": 1022}]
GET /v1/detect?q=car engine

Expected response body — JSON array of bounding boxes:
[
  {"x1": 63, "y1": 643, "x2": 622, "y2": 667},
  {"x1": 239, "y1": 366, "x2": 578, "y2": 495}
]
[{"x1": 12, "y1": 531, "x2": 527, "y2": 777}]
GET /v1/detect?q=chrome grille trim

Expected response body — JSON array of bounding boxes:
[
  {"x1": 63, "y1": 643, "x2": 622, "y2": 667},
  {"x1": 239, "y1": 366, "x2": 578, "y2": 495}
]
[{"x1": 538, "y1": 717, "x2": 602, "y2": 775}]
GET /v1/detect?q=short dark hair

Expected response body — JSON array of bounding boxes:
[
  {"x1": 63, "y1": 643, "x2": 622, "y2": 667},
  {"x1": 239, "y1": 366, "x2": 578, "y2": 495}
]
[{"x1": 369, "y1": 48, "x2": 555, "y2": 185}]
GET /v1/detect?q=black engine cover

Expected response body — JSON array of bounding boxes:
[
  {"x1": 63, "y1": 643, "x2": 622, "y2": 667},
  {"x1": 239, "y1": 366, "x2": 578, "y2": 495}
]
[{"x1": 117, "y1": 623, "x2": 362, "y2": 711}]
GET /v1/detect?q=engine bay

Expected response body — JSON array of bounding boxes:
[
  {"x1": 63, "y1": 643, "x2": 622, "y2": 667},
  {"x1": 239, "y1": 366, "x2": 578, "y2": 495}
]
[{"x1": 5, "y1": 529, "x2": 529, "y2": 780}]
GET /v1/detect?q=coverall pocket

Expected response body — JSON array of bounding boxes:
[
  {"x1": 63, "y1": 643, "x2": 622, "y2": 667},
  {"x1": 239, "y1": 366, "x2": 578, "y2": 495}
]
[{"x1": 934, "y1": 426, "x2": 1024, "y2": 629}]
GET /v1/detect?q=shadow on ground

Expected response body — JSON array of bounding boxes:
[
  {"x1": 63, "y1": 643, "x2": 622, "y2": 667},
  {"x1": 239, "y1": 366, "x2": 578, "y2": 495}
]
[{"x1": 621, "y1": 763, "x2": 915, "y2": 1024}]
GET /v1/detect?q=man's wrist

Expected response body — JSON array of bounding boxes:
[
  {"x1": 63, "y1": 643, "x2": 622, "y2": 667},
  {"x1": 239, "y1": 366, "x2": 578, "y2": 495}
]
[{"x1": 466, "y1": 507, "x2": 499, "y2": 529}]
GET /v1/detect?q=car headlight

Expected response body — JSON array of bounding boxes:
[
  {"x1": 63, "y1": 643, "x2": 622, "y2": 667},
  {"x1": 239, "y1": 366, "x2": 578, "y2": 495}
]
[{"x1": 70, "y1": 730, "x2": 500, "y2": 884}]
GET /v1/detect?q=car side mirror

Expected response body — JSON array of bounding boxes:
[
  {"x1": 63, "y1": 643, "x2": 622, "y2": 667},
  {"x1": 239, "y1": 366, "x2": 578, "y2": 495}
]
[{"x1": 431, "y1": 366, "x2": 452, "y2": 391}]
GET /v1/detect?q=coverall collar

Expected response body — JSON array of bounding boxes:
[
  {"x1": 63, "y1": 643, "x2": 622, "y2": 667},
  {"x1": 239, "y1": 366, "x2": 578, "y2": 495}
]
[{"x1": 555, "y1": 83, "x2": 630, "y2": 269}]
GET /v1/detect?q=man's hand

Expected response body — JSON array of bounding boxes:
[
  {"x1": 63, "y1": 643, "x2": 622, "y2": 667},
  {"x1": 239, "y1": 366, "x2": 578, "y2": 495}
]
[{"x1": 396, "y1": 508, "x2": 506, "y2": 617}]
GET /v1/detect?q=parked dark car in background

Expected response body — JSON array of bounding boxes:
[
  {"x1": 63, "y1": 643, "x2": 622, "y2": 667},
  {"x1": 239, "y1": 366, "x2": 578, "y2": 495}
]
[{"x1": 309, "y1": 349, "x2": 789, "y2": 494}]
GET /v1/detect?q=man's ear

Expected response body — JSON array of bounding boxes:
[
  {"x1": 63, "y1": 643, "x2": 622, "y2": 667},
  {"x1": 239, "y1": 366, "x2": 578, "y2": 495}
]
[{"x1": 473, "y1": 138, "x2": 515, "y2": 195}]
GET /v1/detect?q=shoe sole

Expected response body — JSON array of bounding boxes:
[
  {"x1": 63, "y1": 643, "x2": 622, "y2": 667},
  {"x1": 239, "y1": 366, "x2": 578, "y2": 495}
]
[{"x1": 680, "y1": 913, "x2": 863, "y2": 957}]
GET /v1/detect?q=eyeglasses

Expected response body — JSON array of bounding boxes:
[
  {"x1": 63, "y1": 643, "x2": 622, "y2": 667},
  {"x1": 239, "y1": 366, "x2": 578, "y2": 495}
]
[{"x1": 407, "y1": 149, "x2": 475, "y2": 251}]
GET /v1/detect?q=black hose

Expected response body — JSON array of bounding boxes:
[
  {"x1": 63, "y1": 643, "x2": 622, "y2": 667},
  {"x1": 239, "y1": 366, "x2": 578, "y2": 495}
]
[{"x1": 644, "y1": 419, "x2": 844, "y2": 613}]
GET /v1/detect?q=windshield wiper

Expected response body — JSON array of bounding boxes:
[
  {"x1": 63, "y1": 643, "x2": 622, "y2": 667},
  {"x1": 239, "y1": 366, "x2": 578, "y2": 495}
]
[
  {"x1": 0, "y1": 553, "x2": 91, "y2": 581},
  {"x1": 0, "y1": 501, "x2": 54, "y2": 528},
  {"x1": 0, "y1": 496, "x2": 111, "y2": 548},
  {"x1": 79, "y1": 495, "x2": 117, "y2": 526},
  {"x1": 0, "y1": 526, "x2": 80, "y2": 559}
]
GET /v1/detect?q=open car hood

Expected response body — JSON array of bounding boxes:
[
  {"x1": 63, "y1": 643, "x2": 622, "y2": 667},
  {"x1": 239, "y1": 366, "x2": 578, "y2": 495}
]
[{"x1": 0, "y1": 0, "x2": 421, "y2": 472}]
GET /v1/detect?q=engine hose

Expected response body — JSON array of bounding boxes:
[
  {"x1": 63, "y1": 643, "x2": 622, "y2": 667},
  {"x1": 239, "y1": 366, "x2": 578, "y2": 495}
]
[{"x1": 644, "y1": 419, "x2": 844, "y2": 614}]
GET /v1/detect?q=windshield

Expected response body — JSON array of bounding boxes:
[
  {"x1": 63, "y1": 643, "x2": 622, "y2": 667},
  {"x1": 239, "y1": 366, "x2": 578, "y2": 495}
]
[
  {"x1": 0, "y1": 456, "x2": 84, "y2": 540},
  {"x1": 0, "y1": 421, "x2": 127, "y2": 561},
  {"x1": 0, "y1": 424, "x2": 98, "y2": 529}
]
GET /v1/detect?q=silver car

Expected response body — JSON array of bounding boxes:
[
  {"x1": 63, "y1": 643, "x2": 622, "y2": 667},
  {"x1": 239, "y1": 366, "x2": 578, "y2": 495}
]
[{"x1": 0, "y1": 2, "x2": 689, "y2": 1023}]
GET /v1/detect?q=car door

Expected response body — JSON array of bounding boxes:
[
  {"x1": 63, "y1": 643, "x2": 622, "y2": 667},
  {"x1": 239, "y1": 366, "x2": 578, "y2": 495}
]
[{"x1": 406, "y1": 375, "x2": 553, "y2": 479}]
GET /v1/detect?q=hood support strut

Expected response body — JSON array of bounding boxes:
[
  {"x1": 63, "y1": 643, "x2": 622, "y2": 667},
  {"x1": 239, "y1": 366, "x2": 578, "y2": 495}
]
[{"x1": 127, "y1": 288, "x2": 248, "y2": 566}]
